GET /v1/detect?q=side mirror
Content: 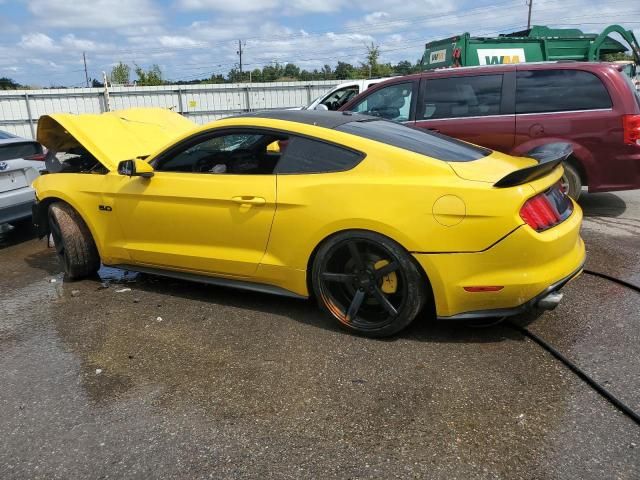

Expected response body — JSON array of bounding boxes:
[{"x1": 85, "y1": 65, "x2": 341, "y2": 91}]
[
  {"x1": 117, "y1": 158, "x2": 154, "y2": 178},
  {"x1": 314, "y1": 103, "x2": 329, "y2": 111}
]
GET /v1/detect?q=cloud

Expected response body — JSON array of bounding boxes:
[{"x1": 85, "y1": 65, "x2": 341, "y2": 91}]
[
  {"x1": 158, "y1": 36, "x2": 201, "y2": 48},
  {"x1": 26, "y1": 0, "x2": 162, "y2": 28},
  {"x1": 177, "y1": 0, "x2": 344, "y2": 14},
  {"x1": 177, "y1": 0, "x2": 280, "y2": 13},
  {"x1": 19, "y1": 33, "x2": 57, "y2": 51}
]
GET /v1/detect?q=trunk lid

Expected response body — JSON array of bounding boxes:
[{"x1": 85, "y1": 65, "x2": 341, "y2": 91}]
[
  {"x1": 447, "y1": 149, "x2": 538, "y2": 184},
  {"x1": 37, "y1": 108, "x2": 196, "y2": 171}
]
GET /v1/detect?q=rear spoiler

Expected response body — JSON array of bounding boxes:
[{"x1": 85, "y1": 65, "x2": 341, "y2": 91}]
[{"x1": 494, "y1": 143, "x2": 572, "y2": 188}]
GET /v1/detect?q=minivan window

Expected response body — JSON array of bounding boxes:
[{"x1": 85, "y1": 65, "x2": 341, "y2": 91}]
[
  {"x1": 420, "y1": 74, "x2": 503, "y2": 120},
  {"x1": 516, "y1": 70, "x2": 612, "y2": 114},
  {"x1": 337, "y1": 120, "x2": 491, "y2": 162},
  {"x1": 351, "y1": 83, "x2": 413, "y2": 122},
  {"x1": 620, "y1": 71, "x2": 640, "y2": 108}
]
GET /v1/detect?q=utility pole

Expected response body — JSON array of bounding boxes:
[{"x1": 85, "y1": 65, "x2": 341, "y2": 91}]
[
  {"x1": 83, "y1": 52, "x2": 89, "y2": 87},
  {"x1": 237, "y1": 40, "x2": 243, "y2": 79},
  {"x1": 526, "y1": 0, "x2": 533, "y2": 30}
]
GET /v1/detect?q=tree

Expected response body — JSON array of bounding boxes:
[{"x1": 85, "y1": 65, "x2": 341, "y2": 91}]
[
  {"x1": 321, "y1": 64, "x2": 333, "y2": 79},
  {"x1": 334, "y1": 62, "x2": 355, "y2": 80},
  {"x1": 134, "y1": 64, "x2": 163, "y2": 86},
  {"x1": 393, "y1": 60, "x2": 413, "y2": 76},
  {"x1": 110, "y1": 62, "x2": 130, "y2": 85},
  {"x1": 602, "y1": 52, "x2": 633, "y2": 61},
  {"x1": 91, "y1": 78, "x2": 104, "y2": 88},
  {"x1": 362, "y1": 42, "x2": 381, "y2": 77},
  {"x1": 0, "y1": 77, "x2": 22, "y2": 90},
  {"x1": 283, "y1": 63, "x2": 300, "y2": 79}
]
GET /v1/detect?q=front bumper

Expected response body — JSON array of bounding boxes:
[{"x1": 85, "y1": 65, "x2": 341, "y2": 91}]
[{"x1": 413, "y1": 203, "x2": 585, "y2": 319}]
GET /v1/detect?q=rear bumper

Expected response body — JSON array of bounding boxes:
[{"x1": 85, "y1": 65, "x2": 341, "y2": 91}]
[
  {"x1": 0, "y1": 187, "x2": 35, "y2": 223},
  {"x1": 414, "y1": 201, "x2": 585, "y2": 319},
  {"x1": 434, "y1": 263, "x2": 583, "y2": 320},
  {"x1": 0, "y1": 201, "x2": 34, "y2": 224}
]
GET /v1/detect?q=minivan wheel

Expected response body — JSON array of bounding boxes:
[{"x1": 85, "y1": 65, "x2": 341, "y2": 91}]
[
  {"x1": 312, "y1": 231, "x2": 426, "y2": 338},
  {"x1": 561, "y1": 163, "x2": 582, "y2": 200},
  {"x1": 48, "y1": 202, "x2": 100, "y2": 280}
]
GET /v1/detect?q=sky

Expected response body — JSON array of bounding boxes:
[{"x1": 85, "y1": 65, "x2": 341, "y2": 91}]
[{"x1": 0, "y1": 0, "x2": 638, "y2": 87}]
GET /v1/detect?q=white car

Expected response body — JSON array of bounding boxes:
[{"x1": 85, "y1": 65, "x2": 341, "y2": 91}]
[
  {"x1": 301, "y1": 78, "x2": 394, "y2": 111},
  {"x1": 0, "y1": 130, "x2": 44, "y2": 224}
]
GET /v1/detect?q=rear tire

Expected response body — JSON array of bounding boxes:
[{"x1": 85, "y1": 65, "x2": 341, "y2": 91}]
[
  {"x1": 311, "y1": 231, "x2": 426, "y2": 338},
  {"x1": 48, "y1": 202, "x2": 100, "y2": 280},
  {"x1": 561, "y1": 163, "x2": 582, "y2": 200}
]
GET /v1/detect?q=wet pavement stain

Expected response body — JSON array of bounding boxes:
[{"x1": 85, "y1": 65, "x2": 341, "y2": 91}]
[{"x1": 0, "y1": 192, "x2": 639, "y2": 479}]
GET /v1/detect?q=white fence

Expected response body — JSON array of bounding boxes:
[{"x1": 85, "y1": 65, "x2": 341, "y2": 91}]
[{"x1": 0, "y1": 80, "x2": 341, "y2": 139}]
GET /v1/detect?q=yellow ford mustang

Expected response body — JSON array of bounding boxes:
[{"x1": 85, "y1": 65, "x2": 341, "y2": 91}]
[{"x1": 32, "y1": 108, "x2": 585, "y2": 337}]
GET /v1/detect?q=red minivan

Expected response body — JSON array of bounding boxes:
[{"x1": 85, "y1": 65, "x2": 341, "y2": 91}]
[{"x1": 340, "y1": 62, "x2": 640, "y2": 199}]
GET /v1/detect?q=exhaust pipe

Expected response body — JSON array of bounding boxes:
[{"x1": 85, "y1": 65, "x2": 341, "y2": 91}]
[{"x1": 537, "y1": 292, "x2": 563, "y2": 311}]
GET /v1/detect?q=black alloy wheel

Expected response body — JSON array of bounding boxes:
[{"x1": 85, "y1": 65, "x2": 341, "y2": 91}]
[{"x1": 312, "y1": 231, "x2": 426, "y2": 337}]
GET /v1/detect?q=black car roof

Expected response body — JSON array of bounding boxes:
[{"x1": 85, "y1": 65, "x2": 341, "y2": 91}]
[{"x1": 233, "y1": 110, "x2": 379, "y2": 129}]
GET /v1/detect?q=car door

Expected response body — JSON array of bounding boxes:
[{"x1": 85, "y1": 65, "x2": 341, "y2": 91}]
[
  {"x1": 414, "y1": 72, "x2": 516, "y2": 152},
  {"x1": 513, "y1": 68, "x2": 620, "y2": 188},
  {"x1": 109, "y1": 130, "x2": 283, "y2": 278}
]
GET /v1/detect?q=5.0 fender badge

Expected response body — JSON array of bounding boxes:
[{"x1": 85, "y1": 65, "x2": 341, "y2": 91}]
[{"x1": 98, "y1": 205, "x2": 112, "y2": 212}]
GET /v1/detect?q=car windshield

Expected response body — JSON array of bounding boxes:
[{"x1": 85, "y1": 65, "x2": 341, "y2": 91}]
[{"x1": 336, "y1": 119, "x2": 491, "y2": 162}]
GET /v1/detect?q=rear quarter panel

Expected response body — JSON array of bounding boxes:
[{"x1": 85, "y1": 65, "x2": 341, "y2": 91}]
[{"x1": 264, "y1": 144, "x2": 536, "y2": 276}]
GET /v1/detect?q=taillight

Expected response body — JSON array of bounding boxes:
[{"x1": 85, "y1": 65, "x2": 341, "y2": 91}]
[
  {"x1": 623, "y1": 114, "x2": 640, "y2": 146},
  {"x1": 24, "y1": 153, "x2": 45, "y2": 161},
  {"x1": 520, "y1": 183, "x2": 572, "y2": 232}
]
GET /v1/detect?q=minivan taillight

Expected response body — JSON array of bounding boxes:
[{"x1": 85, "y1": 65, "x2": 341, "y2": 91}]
[
  {"x1": 520, "y1": 183, "x2": 573, "y2": 232},
  {"x1": 623, "y1": 114, "x2": 640, "y2": 146}
]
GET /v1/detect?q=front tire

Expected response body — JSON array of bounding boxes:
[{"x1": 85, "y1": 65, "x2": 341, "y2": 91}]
[
  {"x1": 48, "y1": 202, "x2": 100, "y2": 280},
  {"x1": 312, "y1": 231, "x2": 426, "y2": 338}
]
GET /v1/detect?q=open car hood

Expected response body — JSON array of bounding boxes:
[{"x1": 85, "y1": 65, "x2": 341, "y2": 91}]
[{"x1": 37, "y1": 108, "x2": 196, "y2": 171}]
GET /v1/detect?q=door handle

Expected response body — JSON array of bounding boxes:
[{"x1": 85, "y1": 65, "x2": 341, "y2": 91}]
[
  {"x1": 231, "y1": 196, "x2": 266, "y2": 206},
  {"x1": 427, "y1": 127, "x2": 440, "y2": 133}
]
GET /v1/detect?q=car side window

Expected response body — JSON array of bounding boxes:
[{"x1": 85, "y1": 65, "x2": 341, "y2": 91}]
[
  {"x1": 155, "y1": 131, "x2": 288, "y2": 174},
  {"x1": 351, "y1": 83, "x2": 413, "y2": 122},
  {"x1": 419, "y1": 75, "x2": 503, "y2": 120},
  {"x1": 321, "y1": 86, "x2": 359, "y2": 110},
  {"x1": 516, "y1": 70, "x2": 612, "y2": 114},
  {"x1": 275, "y1": 136, "x2": 364, "y2": 174}
]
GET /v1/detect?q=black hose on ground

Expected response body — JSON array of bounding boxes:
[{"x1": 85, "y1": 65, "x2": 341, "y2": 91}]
[
  {"x1": 583, "y1": 269, "x2": 640, "y2": 292},
  {"x1": 506, "y1": 321, "x2": 640, "y2": 427}
]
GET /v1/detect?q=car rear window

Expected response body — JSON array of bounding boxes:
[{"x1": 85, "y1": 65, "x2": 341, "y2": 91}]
[
  {"x1": 516, "y1": 70, "x2": 612, "y2": 114},
  {"x1": 336, "y1": 119, "x2": 491, "y2": 162},
  {"x1": 0, "y1": 131, "x2": 17, "y2": 140},
  {"x1": 275, "y1": 136, "x2": 364, "y2": 173},
  {"x1": 0, "y1": 142, "x2": 41, "y2": 161}
]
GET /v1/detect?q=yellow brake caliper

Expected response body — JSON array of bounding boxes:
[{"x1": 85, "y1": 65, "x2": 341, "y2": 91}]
[{"x1": 374, "y1": 259, "x2": 398, "y2": 294}]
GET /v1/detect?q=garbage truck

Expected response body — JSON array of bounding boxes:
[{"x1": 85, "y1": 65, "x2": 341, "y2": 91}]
[{"x1": 421, "y1": 24, "x2": 640, "y2": 79}]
